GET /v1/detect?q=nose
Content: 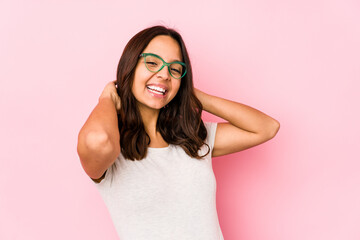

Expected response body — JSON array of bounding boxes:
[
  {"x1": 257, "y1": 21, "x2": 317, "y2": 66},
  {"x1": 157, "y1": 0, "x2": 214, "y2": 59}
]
[{"x1": 156, "y1": 64, "x2": 171, "y2": 80}]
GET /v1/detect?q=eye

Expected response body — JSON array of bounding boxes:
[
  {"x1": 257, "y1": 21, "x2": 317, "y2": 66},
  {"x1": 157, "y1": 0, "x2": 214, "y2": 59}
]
[
  {"x1": 147, "y1": 61, "x2": 157, "y2": 66},
  {"x1": 171, "y1": 68, "x2": 181, "y2": 74}
]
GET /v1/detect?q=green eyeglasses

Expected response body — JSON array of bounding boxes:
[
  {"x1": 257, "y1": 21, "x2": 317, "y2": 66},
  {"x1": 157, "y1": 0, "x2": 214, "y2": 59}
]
[{"x1": 139, "y1": 53, "x2": 187, "y2": 79}]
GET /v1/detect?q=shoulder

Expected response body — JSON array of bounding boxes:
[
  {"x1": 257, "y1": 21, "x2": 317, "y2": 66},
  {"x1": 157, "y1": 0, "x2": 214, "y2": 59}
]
[
  {"x1": 203, "y1": 121, "x2": 218, "y2": 150},
  {"x1": 204, "y1": 121, "x2": 217, "y2": 132}
]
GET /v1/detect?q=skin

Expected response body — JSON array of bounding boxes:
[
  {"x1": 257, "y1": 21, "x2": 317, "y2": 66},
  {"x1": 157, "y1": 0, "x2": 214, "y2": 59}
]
[{"x1": 77, "y1": 35, "x2": 280, "y2": 181}]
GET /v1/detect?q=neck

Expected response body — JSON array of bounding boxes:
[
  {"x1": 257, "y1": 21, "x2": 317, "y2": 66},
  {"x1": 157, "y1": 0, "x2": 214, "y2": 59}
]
[
  {"x1": 138, "y1": 104, "x2": 160, "y2": 137},
  {"x1": 138, "y1": 103, "x2": 169, "y2": 148}
]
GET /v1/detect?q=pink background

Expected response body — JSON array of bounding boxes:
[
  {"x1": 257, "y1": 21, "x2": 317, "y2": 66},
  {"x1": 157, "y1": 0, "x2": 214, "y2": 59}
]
[{"x1": 1, "y1": 0, "x2": 359, "y2": 239}]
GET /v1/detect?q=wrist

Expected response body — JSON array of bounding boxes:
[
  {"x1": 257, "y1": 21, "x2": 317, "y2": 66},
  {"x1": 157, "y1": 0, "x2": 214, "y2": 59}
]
[
  {"x1": 99, "y1": 93, "x2": 121, "y2": 114},
  {"x1": 98, "y1": 95, "x2": 114, "y2": 104},
  {"x1": 194, "y1": 88, "x2": 204, "y2": 101},
  {"x1": 194, "y1": 88, "x2": 210, "y2": 111}
]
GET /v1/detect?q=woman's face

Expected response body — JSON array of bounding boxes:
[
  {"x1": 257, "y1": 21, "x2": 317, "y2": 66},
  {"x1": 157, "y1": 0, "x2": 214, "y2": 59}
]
[{"x1": 132, "y1": 35, "x2": 183, "y2": 111}]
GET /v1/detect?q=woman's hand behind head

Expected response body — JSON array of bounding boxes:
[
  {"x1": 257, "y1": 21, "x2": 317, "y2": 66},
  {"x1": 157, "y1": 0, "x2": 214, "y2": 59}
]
[{"x1": 99, "y1": 81, "x2": 121, "y2": 114}]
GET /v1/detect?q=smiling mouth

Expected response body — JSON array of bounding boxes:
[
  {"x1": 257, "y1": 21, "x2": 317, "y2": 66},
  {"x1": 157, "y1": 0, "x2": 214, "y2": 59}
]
[{"x1": 146, "y1": 85, "x2": 167, "y2": 95}]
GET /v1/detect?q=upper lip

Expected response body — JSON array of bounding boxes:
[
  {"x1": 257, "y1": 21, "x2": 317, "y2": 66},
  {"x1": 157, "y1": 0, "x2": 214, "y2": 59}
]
[{"x1": 146, "y1": 83, "x2": 169, "y2": 92}]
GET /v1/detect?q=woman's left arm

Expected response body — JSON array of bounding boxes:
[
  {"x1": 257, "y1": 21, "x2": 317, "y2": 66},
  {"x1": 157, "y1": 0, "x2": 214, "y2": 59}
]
[{"x1": 195, "y1": 88, "x2": 280, "y2": 157}]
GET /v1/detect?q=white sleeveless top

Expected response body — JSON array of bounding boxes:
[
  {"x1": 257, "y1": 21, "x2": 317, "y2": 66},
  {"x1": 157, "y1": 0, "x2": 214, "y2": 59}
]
[{"x1": 94, "y1": 122, "x2": 224, "y2": 240}]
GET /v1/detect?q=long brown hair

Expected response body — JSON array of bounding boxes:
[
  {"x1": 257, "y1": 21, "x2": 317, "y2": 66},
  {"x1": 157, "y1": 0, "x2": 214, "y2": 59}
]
[{"x1": 116, "y1": 25, "x2": 209, "y2": 160}]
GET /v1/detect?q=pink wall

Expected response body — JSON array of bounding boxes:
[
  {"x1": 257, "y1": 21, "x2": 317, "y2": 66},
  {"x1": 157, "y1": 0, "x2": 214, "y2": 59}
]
[{"x1": 1, "y1": 0, "x2": 359, "y2": 239}]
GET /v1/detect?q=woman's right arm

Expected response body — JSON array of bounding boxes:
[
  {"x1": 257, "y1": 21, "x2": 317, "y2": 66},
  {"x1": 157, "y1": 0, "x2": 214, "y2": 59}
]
[{"x1": 77, "y1": 81, "x2": 121, "y2": 181}]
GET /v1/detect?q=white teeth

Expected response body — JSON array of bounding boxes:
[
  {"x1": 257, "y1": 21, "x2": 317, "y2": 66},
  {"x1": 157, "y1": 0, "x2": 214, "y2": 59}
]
[
  {"x1": 148, "y1": 88, "x2": 164, "y2": 95},
  {"x1": 147, "y1": 85, "x2": 166, "y2": 93}
]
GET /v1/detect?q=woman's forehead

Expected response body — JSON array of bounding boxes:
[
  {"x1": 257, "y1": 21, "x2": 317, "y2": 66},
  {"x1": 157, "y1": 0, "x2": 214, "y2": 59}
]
[{"x1": 144, "y1": 35, "x2": 182, "y2": 62}]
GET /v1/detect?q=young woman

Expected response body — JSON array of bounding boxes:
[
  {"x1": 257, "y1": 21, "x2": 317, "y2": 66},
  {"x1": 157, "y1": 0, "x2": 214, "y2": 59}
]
[{"x1": 77, "y1": 25, "x2": 280, "y2": 240}]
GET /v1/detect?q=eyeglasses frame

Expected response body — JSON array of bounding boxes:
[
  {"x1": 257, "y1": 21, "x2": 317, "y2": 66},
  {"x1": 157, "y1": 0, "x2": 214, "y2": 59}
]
[{"x1": 139, "y1": 53, "x2": 187, "y2": 79}]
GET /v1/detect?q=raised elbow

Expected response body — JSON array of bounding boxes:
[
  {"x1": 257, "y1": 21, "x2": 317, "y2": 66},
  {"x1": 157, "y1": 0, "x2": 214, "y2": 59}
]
[
  {"x1": 84, "y1": 131, "x2": 112, "y2": 152},
  {"x1": 268, "y1": 119, "x2": 280, "y2": 139},
  {"x1": 78, "y1": 131, "x2": 114, "y2": 158}
]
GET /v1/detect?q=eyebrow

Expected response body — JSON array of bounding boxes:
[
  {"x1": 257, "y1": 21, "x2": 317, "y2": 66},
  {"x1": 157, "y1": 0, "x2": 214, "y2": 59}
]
[{"x1": 151, "y1": 52, "x2": 182, "y2": 62}]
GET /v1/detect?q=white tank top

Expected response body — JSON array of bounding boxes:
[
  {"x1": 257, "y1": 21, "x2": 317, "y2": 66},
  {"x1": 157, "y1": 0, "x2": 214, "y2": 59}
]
[{"x1": 94, "y1": 122, "x2": 224, "y2": 240}]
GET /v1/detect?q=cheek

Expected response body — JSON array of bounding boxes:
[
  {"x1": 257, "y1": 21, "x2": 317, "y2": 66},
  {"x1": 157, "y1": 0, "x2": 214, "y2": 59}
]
[
  {"x1": 131, "y1": 73, "x2": 146, "y2": 92},
  {"x1": 173, "y1": 82, "x2": 181, "y2": 95},
  {"x1": 130, "y1": 77, "x2": 143, "y2": 100}
]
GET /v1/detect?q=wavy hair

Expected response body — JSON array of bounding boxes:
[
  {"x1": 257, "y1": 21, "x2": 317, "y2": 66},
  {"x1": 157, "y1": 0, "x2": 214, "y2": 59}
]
[{"x1": 116, "y1": 25, "x2": 209, "y2": 160}]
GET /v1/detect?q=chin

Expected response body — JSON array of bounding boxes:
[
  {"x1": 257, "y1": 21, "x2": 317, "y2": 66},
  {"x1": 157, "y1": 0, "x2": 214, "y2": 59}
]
[
  {"x1": 137, "y1": 100, "x2": 167, "y2": 111},
  {"x1": 148, "y1": 104, "x2": 165, "y2": 110}
]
